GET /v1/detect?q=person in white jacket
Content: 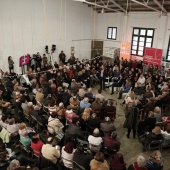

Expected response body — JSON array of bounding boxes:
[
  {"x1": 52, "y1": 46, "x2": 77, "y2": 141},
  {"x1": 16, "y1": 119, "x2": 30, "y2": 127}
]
[{"x1": 48, "y1": 112, "x2": 64, "y2": 134}]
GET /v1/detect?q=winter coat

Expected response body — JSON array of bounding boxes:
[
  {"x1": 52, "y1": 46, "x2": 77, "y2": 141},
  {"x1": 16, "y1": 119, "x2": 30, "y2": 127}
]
[{"x1": 125, "y1": 107, "x2": 139, "y2": 129}]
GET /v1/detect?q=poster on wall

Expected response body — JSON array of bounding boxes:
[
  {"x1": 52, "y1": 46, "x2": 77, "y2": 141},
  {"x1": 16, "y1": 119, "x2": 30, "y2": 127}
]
[
  {"x1": 19, "y1": 55, "x2": 31, "y2": 67},
  {"x1": 143, "y1": 47, "x2": 163, "y2": 66},
  {"x1": 120, "y1": 42, "x2": 131, "y2": 60}
]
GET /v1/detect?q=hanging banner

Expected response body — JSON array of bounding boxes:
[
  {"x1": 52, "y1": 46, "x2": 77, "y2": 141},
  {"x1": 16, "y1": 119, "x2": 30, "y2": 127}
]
[
  {"x1": 19, "y1": 55, "x2": 31, "y2": 67},
  {"x1": 120, "y1": 42, "x2": 131, "y2": 60},
  {"x1": 143, "y1": 47, "x2": 163, "y2": 66}
]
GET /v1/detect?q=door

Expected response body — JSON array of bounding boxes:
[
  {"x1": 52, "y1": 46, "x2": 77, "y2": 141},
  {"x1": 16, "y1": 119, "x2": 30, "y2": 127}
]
[{"x1": 91, "y1": 41, "x2": 103, "y2": 59}]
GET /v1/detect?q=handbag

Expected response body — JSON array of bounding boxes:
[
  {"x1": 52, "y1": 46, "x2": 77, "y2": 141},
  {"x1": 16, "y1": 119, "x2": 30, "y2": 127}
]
[{"x1": 123, "y1": 119, "x2": 128, "y2": 128}]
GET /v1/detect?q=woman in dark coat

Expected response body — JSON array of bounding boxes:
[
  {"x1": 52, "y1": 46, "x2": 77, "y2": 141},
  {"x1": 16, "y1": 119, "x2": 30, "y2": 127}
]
[{"x1": 125, "y1": 104, "x2": 139, "y2": 139}]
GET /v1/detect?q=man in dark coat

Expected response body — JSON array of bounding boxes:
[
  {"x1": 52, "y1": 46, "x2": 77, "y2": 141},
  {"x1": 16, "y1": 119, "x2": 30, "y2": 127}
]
[
  {"x1": 125, "y1": 105, "x2": 139, "y2": 139},
  {"x1": 59, "y1": 51, "x2": 66, "y2": 64},
  {"x1": 73, "y1": 145, "x2": 93, "y2": 170}
]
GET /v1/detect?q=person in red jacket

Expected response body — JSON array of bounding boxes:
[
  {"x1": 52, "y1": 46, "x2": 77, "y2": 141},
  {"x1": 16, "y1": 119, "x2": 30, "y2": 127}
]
[
  {"x1": 30, "y1": 133, "x2": 43, "y2": 156},
  {"x1": 127, "y1": 155, "x2": 148, "y2": 170}
]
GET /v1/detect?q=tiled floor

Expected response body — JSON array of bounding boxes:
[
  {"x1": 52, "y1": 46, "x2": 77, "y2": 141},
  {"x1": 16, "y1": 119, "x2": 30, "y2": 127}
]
[{"x1": 93, "y1": 86, "x2": 170, "y2": 170}]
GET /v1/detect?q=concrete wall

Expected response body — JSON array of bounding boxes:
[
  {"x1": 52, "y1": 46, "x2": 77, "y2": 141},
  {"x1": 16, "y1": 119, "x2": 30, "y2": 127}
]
[{"x1": 0, "y1": 0, "x2": 95, "y2": 73}]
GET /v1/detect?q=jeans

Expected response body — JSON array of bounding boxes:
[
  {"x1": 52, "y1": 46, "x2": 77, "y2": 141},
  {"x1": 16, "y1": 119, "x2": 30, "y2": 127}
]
[{"x1": 118, "y1": 89, "x2": 129, "y2": 99}]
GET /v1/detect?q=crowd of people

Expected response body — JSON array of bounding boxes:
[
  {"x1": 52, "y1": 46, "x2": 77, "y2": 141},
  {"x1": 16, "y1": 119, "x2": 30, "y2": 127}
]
[{"x1": 0, "y1": 52, "x2": 169, "y2": 170}]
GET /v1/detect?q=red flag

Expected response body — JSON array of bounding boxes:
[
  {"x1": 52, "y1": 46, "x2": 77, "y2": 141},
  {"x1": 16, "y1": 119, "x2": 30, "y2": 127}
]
[{"x1": 19, "y1": 55, "x2": 31, "y2": 67}]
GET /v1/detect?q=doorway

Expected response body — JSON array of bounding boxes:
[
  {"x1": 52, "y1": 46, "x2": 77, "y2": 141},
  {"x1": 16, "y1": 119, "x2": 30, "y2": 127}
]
[{"x1": 91, "y1": 40, "x2": 103, "y2": 59}]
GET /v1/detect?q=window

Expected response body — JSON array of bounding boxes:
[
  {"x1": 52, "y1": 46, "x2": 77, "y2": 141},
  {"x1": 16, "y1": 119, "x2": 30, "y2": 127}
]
[
  {"x1": 107, "y1": 27, "x2": 117, "y2": 40},
  {"x1": 131, "y1": 27, "x2": 154, "y2": 56},
  {"x1": 166, "y1": 37, "x2": 170, "y2": 62}
]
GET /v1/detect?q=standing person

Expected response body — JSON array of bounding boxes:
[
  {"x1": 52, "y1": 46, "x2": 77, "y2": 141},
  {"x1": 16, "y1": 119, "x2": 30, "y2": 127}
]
[
  {"x1": 98, "y1": 65, "x2": 107, "y2": 91},
  {"x1": 125, "y1": 104, "x2": 139, "y2": 139},
  {"x1": 8, "y1": 56, "x2": 14, "y2": 73},
  {"x1": 59, "y1": 51, "x2": 66, "y2": 64}
]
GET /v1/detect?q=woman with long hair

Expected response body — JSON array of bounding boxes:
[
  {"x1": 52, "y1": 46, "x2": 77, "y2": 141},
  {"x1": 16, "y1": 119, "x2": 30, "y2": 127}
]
[{"x1": 8, "y1": 56, "x2": 14, "y2": 73}]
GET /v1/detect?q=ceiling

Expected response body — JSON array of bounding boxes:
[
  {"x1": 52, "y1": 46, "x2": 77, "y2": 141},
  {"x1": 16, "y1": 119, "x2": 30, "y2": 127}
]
[{"x1": 84, "y1": 0, "x2": 170, "y2": 13}]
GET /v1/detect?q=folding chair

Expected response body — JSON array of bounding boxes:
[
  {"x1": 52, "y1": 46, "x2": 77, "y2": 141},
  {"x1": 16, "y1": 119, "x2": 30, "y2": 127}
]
[
  {"x1": 73, "y1": 161, "x2": 86, "y2": 170},
  {"x1": 145, "y1": 139, "x2": 164, "y2": 151}
]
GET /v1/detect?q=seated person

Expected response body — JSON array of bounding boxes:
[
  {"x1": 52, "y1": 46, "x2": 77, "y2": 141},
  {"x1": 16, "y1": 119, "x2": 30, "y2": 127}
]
[
  {"x1": 146, "y1": 150, "x2": 164, "y2": 170},
  {"x1": 69, "y1": 96, "x2": 80, "y2": 110},
  {"x1": 7, "y1": 159, "x2": 26, "y2": 170},
  {"x1": 108, "y1": 74, "x2": 124, "y2": 95},
  {"x1": 103, "y1": 131, "x2": 120, "y2": 152},
  {"x1": 127, "y1": 155, "x2": 148, "y2": 170},
  {"x1": 65, "y1": 105, "x2": 79, "y2": 124},
  {"x1": 161, "y1": 126, "x2": 170, "y2": 147},
  {"x1": 85, "y1": 88, "x2": 95, "y2": 102},
  {"x1": 142, "y1": 126, "x2": 164, "y2": 151},
  {"x1": 118, "y1": 78, "x2": 131, "y2": 99},
  {"x1": 153, "y1": 107, "x2": 162, "y2": 123},
  {"x1": 6, "y1": 118, "x2": 19, "y2": 137},
  {"x1": 100, "y1": 117, "x2": 116, "y2": 136},
  {"x1": 138, "y1": 111, "x2": 156, "y2": 136},
  {"x1": 73, "y1": 145, "x2": 93, "y2": 170},
  {"x1": 90, "y1": 152, "x2": 109, "y2": 170},
  {"x1": 48, "y1": 100, "x2": 57, "y2": 115},
  {"x1": 87, "y1": 113, "x2": 101, "y2": 134},
  {"x1": 18, "y1": 123, "x2": 33, "y2": 146},
  {"x1": 135, "y1": 74, "x2": 146, "y2": 88},
  {"x1": 61, "y1": 142, "x2": 76, "y2": 169},
  {"x1": 41, "y1": 137, "x2": 60, "y2": 164},
  {"x1": 110, "y1": 152, "x2": 126, "y2": 170},
  {"x1": 78, "y1": 88, "x2": 86, "y2": 98},
  {"x1": 0, "y1": 126, "x2": 11, "y2": 143},
  {"x1": 91, "y1": 98, "x2": 103, "y2": 112},
  {"x1": 35, "y1": 88, "x2": 44, "y2": 105},
  {"x1": 0, "y1": 115, "x2": 8, "y2": 129},
  {"x1": 95, "y1": 89, "x2": 105, "y2": 102},
  {"x1": 66, "y1": 117, "x2": 84, "y2": 139},
  {"x1": 88, "y1": 128, "x2": 103, "y2": 152},
  {"x1": 80, "y1": 97, "x2": 91, "y2": 109},
  {"x1": 104, "y1": 99, "x2": 116, "y2": 119},
  {"x1": 79, "y1": 108, "x2": 91, "y2": 132},
  {"x1": 48, "y1": 112, "x2": 64, "y2": 134},
  {"x1": 56, "y1": 102, "x2": 66, "y2": 124},
  {"x1": 31, "y1": 133, "x2": 43, "y2": 156}
]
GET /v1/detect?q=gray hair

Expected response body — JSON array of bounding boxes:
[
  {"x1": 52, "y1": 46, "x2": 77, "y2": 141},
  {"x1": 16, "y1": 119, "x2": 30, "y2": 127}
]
[{"x1": 137, "y1": 155, "x2": 146, "y2": 167}]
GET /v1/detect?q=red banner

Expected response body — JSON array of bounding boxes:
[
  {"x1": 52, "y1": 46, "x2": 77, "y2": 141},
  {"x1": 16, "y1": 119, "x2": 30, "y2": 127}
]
[
  {"x1": 143, "y1": 47, "x2": 163, "y2": 66},
  {"x1": 120, "y1": 42, "x2": 131, "y2": 60},
  {"x1": 19, "y1": 55, "x2": 31, "y2": 67}
]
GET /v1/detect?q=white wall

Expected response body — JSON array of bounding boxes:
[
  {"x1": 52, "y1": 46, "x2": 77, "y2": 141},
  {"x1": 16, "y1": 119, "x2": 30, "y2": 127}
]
[
  {"x1": 96, "y1": 12, "x2": 170, "y2": 61},
  {"x1": 0, "y1": 0, "x2": 94, "y2": 73}
]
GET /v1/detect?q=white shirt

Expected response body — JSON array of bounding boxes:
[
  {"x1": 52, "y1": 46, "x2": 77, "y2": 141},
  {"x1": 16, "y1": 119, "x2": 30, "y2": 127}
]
[
  {"x1": 88, "y1": 135, "x2": 103, "y2": 146},
  {"x1": 95, "y1": 94, "x2": 105, "y2": 102},
  {"x1": 161, "y1": 130, "x2": 170, "y2": 140},
  {"x1": 137, "y1": 77, "x2": 145, "y2": 85},
  {"x1": 61, "y1": 147, "x2": 76, "y2": 168}
]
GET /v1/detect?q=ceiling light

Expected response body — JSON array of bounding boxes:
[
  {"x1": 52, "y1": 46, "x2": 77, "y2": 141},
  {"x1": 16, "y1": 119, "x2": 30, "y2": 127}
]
[{"x1": 101, "y1": 8, "x2": 105, "y2": 13}]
